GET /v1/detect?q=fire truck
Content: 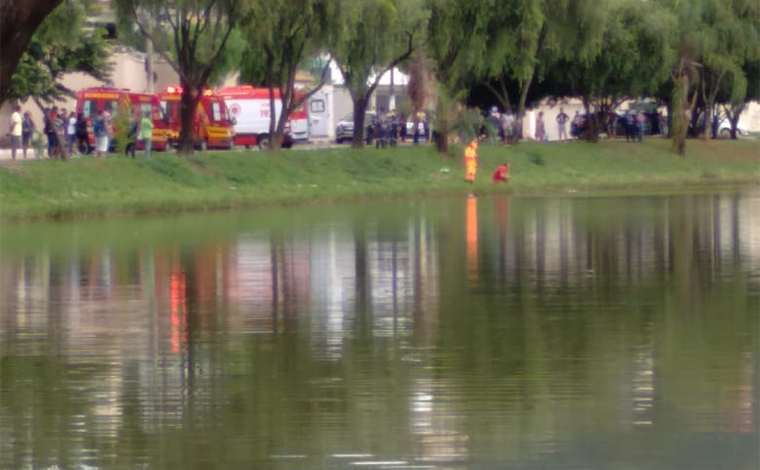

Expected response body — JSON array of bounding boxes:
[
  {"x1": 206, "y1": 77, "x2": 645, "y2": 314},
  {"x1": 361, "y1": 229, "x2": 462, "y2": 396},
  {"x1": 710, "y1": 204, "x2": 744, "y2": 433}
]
[
  {"x1": 159, "y1": 86, "x2": 235, "y2": 150},
  {"x1": 216, "y1": 85, "x2": 309, "y2": 149},
  {"x1": 75, "y1": 87, "x2": 169, "y2": 152}
]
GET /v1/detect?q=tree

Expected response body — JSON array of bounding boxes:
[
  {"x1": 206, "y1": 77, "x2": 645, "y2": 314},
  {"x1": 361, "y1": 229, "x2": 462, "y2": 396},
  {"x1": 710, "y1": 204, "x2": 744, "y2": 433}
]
[
  {"x1": 540, "y1": 0, "x2": 675, "y2": 141},
  {"x1": 477, "y1": 0, "x2": 548, "y2": 141},
  {"x1": 426, "y1": 0, "x2": 493, "y2": 153},
  {"x1": 115, "y1": 0, "x2": 241, "y2": 156},
  {"x1": 697, "y1": 0, "x2": 759, "y2": 140},
  {"x1": 238, "y1": 0, "x2": 336, "y2": 151},
  {"x1": 725, "y1": 57, "x2": 760, "y2": 138},
  {"x1": 0, "y1": 0, "x2": 65, "y2": 103},
  {"x1": 657, "y1": 0, "x2": 721, "y2": 155},
  {"x1": 7, "y1": 0, "x2": 111, "y2": 107},
  {"x1": 330, "y1": 0, "x2": 427, "y2": 148}
]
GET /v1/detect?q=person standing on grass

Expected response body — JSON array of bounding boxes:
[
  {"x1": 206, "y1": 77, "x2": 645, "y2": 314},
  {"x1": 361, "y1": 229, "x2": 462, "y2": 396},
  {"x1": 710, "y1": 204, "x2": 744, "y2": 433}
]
[
  {"x1": 637, "y1": 111, "x2": 646, "y2": 142},
  {"x1": 9, "y1": 104, "x2": 22, "y2": 160},
  {"x1": 556, "y1": 107, "x2": 569, "y2": 142},
  {"x1": 125, "y1": 111, "x2": 138, "y2": 158},
  {"x1": 93, "y1": 110, "x2": 109, "y2": 158},
  {"x1": 535, "y1": 112, "x2": 546, "y2": 142},
  {"x1": 21, "y1": 111, "x2": 34, "y2": 158},
  {"x1": 75, "y1": 113, "x2": 88, "y2": 154},
  {"x1": 44, "y1": 107, "x2": 60, "y2": 159},
  {"x1": 67, "y1": 111, "x2": 77, "y2": 156},
  {"x1": 139, "y1": 111, "x2": 153, "y2": 158},
  {"x1": 464, "y1": 138, "x2": 479, "y2": 183}
]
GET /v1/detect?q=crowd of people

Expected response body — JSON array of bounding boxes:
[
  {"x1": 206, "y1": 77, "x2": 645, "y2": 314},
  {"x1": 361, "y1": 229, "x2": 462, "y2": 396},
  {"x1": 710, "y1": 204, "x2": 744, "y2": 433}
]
[
  {"x1": 7, "y1": 106, "x2": 155, "y2": 160},
  {"x1": 364, "y1": 109, "x2": 430, "y2": 148},
  {"x1": 7, "y1": 105, "x2": 90, "y2": 160},
  {"x1": 481, "y1": 105, "x2": 662, "y2": 144}
]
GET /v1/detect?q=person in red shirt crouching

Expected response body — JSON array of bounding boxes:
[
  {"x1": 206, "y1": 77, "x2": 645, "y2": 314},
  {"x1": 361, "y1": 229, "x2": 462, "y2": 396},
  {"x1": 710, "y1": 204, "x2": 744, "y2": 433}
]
[{"x1": 492, "y1": 162, "x2": 510, "y2": 183}]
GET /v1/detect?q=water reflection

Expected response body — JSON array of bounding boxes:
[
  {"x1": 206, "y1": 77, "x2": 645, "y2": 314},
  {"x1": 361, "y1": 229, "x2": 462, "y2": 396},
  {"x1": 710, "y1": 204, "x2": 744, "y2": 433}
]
[{"x1": 1, "y1": 191, "x2": 758, "y2": 469}]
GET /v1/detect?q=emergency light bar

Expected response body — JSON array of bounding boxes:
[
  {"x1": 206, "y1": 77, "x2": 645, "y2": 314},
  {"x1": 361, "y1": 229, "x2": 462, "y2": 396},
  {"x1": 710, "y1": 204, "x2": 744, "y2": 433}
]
[{"x1": 165, "y1": 86, "x2": 214, "y2": 97}]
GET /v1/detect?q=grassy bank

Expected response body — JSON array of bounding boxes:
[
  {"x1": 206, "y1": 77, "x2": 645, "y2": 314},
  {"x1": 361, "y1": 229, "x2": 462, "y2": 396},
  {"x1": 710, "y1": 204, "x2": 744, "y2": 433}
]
[{"x1": 1, "y1": 138, "x2": 758, "y2": 221}]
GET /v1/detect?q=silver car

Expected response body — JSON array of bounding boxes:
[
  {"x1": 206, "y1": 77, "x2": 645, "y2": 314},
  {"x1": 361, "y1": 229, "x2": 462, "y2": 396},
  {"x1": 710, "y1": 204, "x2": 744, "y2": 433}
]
[{"x1": 335, "y1": 111, "x2": 376, "y2": 143}]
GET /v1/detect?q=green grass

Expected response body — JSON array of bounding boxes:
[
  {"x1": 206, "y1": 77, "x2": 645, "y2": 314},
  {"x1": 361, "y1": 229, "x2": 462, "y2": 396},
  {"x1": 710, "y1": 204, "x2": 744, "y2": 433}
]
[{"x1": 1, "y1": 138, "x2": 758, "y2": 221}]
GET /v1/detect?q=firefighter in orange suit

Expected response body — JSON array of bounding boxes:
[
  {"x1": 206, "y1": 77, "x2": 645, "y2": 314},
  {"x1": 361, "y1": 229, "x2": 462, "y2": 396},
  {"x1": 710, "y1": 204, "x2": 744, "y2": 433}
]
[{"x1": 464, "y1": 138, "x2": 478, "y2": 183}]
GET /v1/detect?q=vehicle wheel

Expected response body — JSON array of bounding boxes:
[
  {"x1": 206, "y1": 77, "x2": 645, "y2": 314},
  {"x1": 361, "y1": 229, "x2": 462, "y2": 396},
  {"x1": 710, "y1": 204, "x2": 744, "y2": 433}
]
[
  {"x1": 258, "y1": 135, "x2": 270, "y2": 150},
  {"x1": 336, "y1": 137, "x2": 343, "y2": 144},
  {"x1": 719, "y1": 128, "x2": 731, "y2": 138}
]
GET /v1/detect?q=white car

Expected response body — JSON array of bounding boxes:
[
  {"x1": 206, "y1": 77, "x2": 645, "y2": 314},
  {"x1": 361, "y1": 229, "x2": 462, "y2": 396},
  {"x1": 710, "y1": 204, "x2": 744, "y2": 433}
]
[{"x1": 718, "y1": 120, "x2": 750, "y2": 137}]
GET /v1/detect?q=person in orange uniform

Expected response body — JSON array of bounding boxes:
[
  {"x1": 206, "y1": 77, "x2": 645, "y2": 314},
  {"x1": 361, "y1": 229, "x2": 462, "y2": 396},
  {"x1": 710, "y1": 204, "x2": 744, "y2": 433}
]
[
  {"x1": 492, "y1": 162, "x2": 510, "y2": 183},
  {"x1": 464, "y1": 138, "x2": 478, "y2": 183}
]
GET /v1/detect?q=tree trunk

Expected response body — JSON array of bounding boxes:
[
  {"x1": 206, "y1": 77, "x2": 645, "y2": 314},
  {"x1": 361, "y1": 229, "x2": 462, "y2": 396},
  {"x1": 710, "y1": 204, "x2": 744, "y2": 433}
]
[
  {"x1": 177, "y1": 84, "x2": 201, "y2": 156},
  {"x1": 703, "y1": 101, "x2": 714, "y2": 141},
  {"x1": 0, "y1": 0, "x2": 65, "y2": 103},
  {"x1": 515, "y1": 22, "x2": 547, "y2": 141},
  {"x1": 434, "y1": 96, "x2": 449, "y2": 154},
  {"x1": 351, "y1": 95, "x2": 369, "y2": 149},
  {"x1": 515, "y1": 81, "x2": 531, "y2": 142},
  {"x1": 727, "y1": 104, "x2": 745, "y2": 140},
  {"x1": 582, "y1": 98, "x2": 600, "y2": 143},
  {"x1": 671, "y1": 70, "x2": 689, "y2": 156}
]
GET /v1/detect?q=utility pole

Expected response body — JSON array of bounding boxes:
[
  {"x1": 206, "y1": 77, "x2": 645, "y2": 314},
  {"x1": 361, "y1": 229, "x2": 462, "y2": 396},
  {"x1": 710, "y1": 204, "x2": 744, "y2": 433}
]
[{"x1": 389, "y1": 67, "x2": 395, "y2": 112}]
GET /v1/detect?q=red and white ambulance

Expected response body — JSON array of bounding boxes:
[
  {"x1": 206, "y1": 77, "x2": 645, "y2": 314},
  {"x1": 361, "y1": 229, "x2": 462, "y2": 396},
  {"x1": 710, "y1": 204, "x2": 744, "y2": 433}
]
[
  {"x1": 216, "y1": 85, "x2": 309, "y2": 149},
  {"x1": 159, "y1": 86, "x2": 235, "y2": 150}
]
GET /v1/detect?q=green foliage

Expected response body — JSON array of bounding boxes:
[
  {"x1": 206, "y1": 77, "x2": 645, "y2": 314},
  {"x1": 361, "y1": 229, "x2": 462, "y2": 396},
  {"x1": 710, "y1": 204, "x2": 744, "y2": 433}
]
[
  {"x1": 330, "y1": 0, "x2": 428, "y2": 146},
  {"x1": 528, "y1": 151, "x2": 545, "y2": 166},
  {"x1": 112, "y1": 102, "x2": 133, "y2": 155},
  {"x1": 7, "y1": 0, "x2": 111, "y2": 105},
  {"x1": 540, "y1": 0, "x2": 675, "y2": 100},
  {"x1": 450, "y1": 107, "x2": 483, "y2": 143}
]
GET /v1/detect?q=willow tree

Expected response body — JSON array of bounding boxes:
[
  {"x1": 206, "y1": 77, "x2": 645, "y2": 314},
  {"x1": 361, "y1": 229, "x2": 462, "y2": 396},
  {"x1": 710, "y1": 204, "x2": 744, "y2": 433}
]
[
  {"x1": 0, "y1": 0, "x2": 65, "y2": 103},
  {"x1": 116, "y1": 0, "x2": 242, "y2": 156},
  {"x1": 426, "y1": 0, "x2": 493, "y2": 153},
  {"x1": 330, "y1": 0, "x2": 427, "y2": 148},
  {"x1": 725, "y1": 57, "x2": 760, "y2": 138},
  {"x1": 657, "y1": 0, "x2": 716, "y2": 155},
  {"x1": 539, "y1": 0, "x2": 675, "y2": 141},
  {"x1": 238, "y1": 0, "x2": 337, "y2": 150},
  {"x1": 696, "y1": 0, "x2": 759, "y2": 140},
  {"x1": 475, "y1": 0, "x2": 548, "y2": 140}
]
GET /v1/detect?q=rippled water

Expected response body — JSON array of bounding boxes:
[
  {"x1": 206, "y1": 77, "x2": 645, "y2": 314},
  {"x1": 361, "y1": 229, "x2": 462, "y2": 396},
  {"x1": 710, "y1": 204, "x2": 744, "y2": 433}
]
[{"x1": 1, "y1": 191, "x2": 758, "y2": 470}]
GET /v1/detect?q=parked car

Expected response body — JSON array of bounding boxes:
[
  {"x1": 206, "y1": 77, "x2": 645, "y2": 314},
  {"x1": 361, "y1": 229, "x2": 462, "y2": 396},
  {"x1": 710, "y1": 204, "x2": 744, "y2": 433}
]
[
  {"x1": 688, "y1": 115, "x2": 750, "y2": 138},
  {"x1": 336, "y1": 111, "x2": 376, "y2": 143},
  {"x1": 718, "y1": 120, "x2": 750, "y2": 137}
]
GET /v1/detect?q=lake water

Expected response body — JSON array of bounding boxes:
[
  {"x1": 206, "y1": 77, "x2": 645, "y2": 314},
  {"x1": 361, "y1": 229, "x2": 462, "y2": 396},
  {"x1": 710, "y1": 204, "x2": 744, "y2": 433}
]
[{"x1": 1, "y1": 191, "x2": 758, "y2": 470}]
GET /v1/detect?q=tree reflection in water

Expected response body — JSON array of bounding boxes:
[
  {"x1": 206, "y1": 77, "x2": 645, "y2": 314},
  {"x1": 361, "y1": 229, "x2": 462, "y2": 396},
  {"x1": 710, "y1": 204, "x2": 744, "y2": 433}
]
[{"x1": 0, "y1": 191, "x2": 758, "y2": 470}]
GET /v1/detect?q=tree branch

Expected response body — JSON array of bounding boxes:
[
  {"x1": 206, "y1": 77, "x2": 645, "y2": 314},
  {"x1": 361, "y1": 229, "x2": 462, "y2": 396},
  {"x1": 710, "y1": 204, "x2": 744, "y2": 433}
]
[
  {"x1": 129, "y1": 3, "x2": 185, "y2": 82},
  {"x1": 365, "y1": 28, "x2": 416, "y2": 100}
]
